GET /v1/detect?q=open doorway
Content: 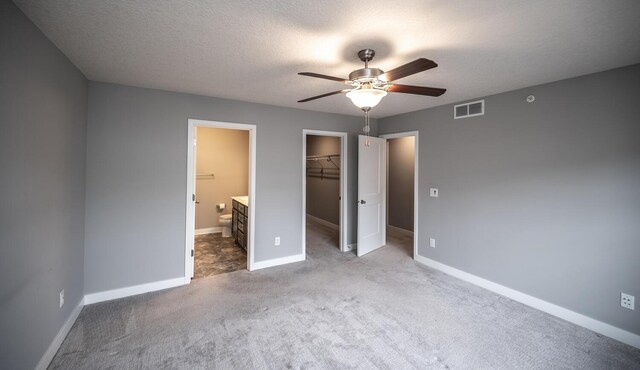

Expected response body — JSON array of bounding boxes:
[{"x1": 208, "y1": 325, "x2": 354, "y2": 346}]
[
  {"x1": 193, "y1": 126, "x2": 248, "y2": 278},
  {"x1": 302, "y1": 130, "x2": 347, "y2": 259},
  {"x1": 186, "y1": 119, "x2": 257, "y2": 281},
  {"x1": 381, "y1": 132, "x2": 418, "y2": 259}
]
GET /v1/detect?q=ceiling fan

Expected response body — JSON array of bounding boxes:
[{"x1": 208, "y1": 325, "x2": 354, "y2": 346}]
[{"x1": 297, "y1": 49, "x2": 446, "y2": 110}]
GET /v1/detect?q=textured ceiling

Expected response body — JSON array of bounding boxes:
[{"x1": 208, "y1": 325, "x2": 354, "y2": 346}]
[{"x1": 14, "y1": 0, "x2": 640, "y2": 118}]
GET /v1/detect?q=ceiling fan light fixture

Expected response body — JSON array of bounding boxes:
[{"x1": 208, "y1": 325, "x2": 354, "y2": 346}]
[{"x1": 346, "y1": 88, "x2": 387, "y2": 109}]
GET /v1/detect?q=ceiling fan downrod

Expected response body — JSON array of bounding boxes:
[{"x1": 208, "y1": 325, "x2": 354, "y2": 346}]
[
  {"x1": 358, "y1": 49, "x2": 376, "y2": 69},
  {"x1": 349, "y1": 49, "x2": 384, "y2": 81}
]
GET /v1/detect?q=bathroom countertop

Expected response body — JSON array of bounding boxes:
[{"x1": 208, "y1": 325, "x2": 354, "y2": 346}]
[{"x1": 231, "y1": 196, "x2": 249, "y2": 206}]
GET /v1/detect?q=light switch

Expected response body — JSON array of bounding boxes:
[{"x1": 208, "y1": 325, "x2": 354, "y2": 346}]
[{"x1": 430, "y1": 188, "x2": 439, "y2": 198}]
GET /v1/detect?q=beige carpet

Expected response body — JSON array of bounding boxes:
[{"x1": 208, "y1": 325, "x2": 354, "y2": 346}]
[{"x1": 49, "y1": 218, "x2": 640, "y2": 369}]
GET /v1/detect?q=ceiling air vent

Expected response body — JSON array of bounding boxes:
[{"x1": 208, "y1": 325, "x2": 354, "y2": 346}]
[{"x1": 454, "y1": 100, "x2": 484, "y2": 119}]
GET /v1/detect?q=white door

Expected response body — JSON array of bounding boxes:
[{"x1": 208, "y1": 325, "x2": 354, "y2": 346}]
[{"x1": 357, "y1": 135, "x2": 386, "y2": 256}]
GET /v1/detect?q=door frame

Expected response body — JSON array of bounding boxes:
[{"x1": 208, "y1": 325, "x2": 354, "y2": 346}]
[
  {"x1": 302, "y1": 130, "x2": 348, "y2": 257},
  {"x1": 379, "y1": 131, "x2": 419, "y2": 259},
  {"x1": 185, "y1": 119, "x2": 257, "y2": 281}
]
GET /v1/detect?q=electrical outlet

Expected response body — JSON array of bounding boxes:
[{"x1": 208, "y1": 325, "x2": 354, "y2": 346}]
[
  {"x1": 274, "y1": 236, "x2": 280, "y2": 246},
  {"x1": 429, "y1": 238, "x2": 436, "y2": 248},
  {"x1": 59, "y1": 289, "x2": 64, "y2": 308},
  {"x1": 621, "y1": 293, "x2": 635, "y2": 310}
]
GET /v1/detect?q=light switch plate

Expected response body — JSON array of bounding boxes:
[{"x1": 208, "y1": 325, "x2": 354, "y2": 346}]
[
  {"x1": 429, "y1": 238, "x2": 436, "y2": 248},
  {"x1": 430, "y1": 188, "x2": 439, "y2": 198}
]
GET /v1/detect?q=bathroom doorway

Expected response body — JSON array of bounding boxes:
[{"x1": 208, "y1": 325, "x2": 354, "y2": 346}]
[
  {"x1": 381, "y1": 132, "x2": 418, "y2": 259},
  {"x1": 302, "y1": 130, "x2": 348, "y2": 258},
  {"x1": 186, "y1": 119, "x2": 257, "y2": 280}
]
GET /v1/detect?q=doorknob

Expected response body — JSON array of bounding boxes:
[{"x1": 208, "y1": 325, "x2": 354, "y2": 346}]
[{"x1": 358, "y1": 200, "x2": 366, "y2": 205}]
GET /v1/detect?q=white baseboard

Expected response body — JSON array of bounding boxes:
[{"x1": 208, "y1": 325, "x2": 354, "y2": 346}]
[
  {"x1": 387, "y1": 225, "x2": 414, "y2": 236},
  {"x1": 414, "y1": 254, "x2": 640, "y2": 349},
  {"x1": 306, "y1": 214, "x2": 339, "y2": 230},
  {"x1": 251, "y1": 253, "x2": 305, "y2": 271},
  {"x1": 84, "y1": 277, "x2": 187, "y2": 305},
  {"x1": 36, "y1": 297, "x2": 85, "y2": 370},
  {"x1": 195, "y1": 226, "x2": 223, "y2": 235}
]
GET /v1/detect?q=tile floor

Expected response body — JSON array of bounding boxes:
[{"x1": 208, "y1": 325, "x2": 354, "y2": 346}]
[{"x1": 193, "y1": 233, "x2": 246, "y2": 278}]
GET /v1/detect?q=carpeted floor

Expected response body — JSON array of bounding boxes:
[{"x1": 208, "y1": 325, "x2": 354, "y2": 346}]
[
  {"x1": 49, "y1": 218, "x2": 640, "y2": 369},
  {"x1": 194, "y1": 233, "x2": 246, "y2": 278}
]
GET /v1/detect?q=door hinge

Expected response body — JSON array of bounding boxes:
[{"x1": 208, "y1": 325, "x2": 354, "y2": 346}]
[
  {"x1": 192, "y1": 194, "x2": 196, "y2": 201},
  {"x1": 191, "y1": 249, "x2": 194, "y2": 257}
]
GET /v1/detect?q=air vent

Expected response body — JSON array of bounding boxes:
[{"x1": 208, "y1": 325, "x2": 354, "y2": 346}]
[{"x1": 454, "y1": 100, "x2": 484, "y2": 119}]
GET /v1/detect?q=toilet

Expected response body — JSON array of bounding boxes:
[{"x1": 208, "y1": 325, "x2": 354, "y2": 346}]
[{"x1": 219, "y1": 214, "x2": 232, "y2": 237}]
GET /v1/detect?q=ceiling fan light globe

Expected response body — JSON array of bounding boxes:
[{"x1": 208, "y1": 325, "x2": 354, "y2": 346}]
[{"x1": 346, "y1": 89, "x2": 387, "y2": 109}]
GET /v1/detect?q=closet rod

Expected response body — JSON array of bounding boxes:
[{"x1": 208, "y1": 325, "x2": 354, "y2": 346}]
[{"x1": 306, "y1": 154, "x2": 340, "y2": 161}]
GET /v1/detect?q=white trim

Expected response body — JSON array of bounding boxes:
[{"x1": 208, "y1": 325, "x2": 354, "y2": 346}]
[
  {"x1": 414, "y1": 254, "x2": 640, "y2": 349},
  {"x1": 302, "y1": 130, "x2": 348, "y2": 255},
  {"x1": 387, "y1": 225, "x2": 414, "y2": 236},
  {"x1": 84, "y1": 277, "x2": 186, "y2": 305},
  {"x1": 306, "y1": 214, "x2": 339, "y2": 230},
  {"x1": 380, "y1": 131, "x2": 419, "y2": 259},
  {"x1": 194, "y1": 226, "x2": 224, "y2": 235},
  {"x1": 36, "y1": 297, "x2": 85, "y2": 370},
  {"x1": 251, "y1": 253, "x2": 305, "y2": 270},
  {"x1": 346, "y1": 243, "x2": 357, "y2": 251},
  {"x1": 187, "y1": 119, "x2": 257, "y2": 275}
]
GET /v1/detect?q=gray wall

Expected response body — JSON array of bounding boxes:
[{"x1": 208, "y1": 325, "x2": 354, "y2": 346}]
[
  {"x1": 306, "y1": 135, "x2": 340, "y2": 225},
  {"x1": 379, "y1": 64, "x2": 640, "y2": 335},
  {"x1": 0, "y1": 1, "x2": 88, "y2": 369},
  {"x1": 85, "y1": 81, "x2": 376, "y2": 294},
  {"x1": 388, "y1": 137, "x2": 415, "y2": 231}
]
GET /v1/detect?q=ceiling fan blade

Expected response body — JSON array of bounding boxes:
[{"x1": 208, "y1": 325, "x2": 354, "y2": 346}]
[
  {"x1": 380, "y1": 58, "x2": 438, "y2": 82},
  {"x1": 298, "y1": 89, "x2": 350, "y2": 103},
  {"x1": 298, "y1": 72, "x2": 348, "y2": 83},
  {"x1": 387, "y1": 84, "x2": 446, "y2": 97}
]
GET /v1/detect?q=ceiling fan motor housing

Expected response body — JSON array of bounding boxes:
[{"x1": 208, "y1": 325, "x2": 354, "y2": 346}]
[{"x1": 349, "y1": 68, "x2": 384, "y2": 82}]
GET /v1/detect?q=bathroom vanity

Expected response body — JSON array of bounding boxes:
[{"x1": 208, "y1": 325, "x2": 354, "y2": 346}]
[{"x1": 231, "y1": 196, "x2": 249, "y2": 251}]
